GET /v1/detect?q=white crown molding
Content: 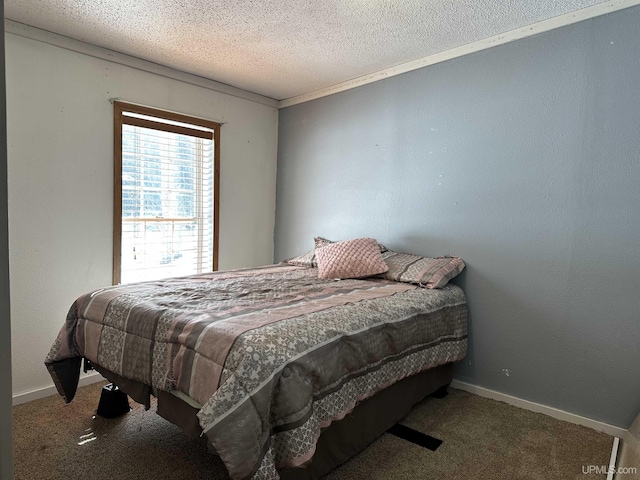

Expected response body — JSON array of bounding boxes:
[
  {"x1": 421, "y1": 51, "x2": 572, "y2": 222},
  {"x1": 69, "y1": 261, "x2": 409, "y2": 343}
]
[
  {"x1": 4, "y1": 19, "x2": 279, "y2": 109},
  {"x1": 451, "y1": 380, "x2": 628, "y2": 438},
  {"x1": 279, "y1": 0, "x2": 640, "y2": 108},
  {"x1": 7, "y1": 0, "x2": 639, "y2": 111}
]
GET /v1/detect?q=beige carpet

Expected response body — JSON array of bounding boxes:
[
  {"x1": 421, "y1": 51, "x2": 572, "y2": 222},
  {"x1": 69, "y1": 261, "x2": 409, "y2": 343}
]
[{"x1": 13, "y1": 382, "x2": 612, "y2": 479}]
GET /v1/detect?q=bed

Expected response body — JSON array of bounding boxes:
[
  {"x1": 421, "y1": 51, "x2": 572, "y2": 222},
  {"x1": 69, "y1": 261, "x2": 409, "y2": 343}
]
[{"x1": 45, "y1": 261, "x2": 467, "y2": 480}]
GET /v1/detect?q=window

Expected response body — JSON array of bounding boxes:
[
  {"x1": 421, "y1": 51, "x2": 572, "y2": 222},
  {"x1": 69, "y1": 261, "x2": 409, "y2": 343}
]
[{"x1": 113, "y1": 101, "x2": 220, "y2": 284}]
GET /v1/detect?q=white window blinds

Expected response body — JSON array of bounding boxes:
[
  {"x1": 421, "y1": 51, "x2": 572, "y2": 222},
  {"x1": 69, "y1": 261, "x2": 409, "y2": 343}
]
[{"x1": 114, "y1": 102, "x2": 220, "y2": 284}]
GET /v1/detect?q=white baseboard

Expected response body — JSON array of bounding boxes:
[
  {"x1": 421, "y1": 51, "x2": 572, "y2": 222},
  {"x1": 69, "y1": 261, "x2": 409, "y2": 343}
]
[
  {"x1": 13, "y1": 373, "x2": 628, "y2": 439},
  {"x1": 12, "y1": 372, "x2": 105, "y2": 406},
  {"x1": 450, "y1": 379, "x2": 628, "y2": 438}
]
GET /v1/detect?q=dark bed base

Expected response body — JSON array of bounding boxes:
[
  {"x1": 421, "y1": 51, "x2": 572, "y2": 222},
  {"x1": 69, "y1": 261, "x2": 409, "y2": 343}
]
[
  {"x1": 281, "y1": 364, "x2": 452, "y2": 479},
  {"x1": 93, "y1": 363, "x2": 453, "y2": 479}
]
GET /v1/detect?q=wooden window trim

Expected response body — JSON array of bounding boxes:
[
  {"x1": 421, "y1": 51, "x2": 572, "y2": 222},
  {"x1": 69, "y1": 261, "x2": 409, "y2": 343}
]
[
  {"x1": 113, "y1": 101, "x2": 220, "y2": 285},
  {"x1": 123, "y1": 116, "x2": 213, "y2": 140}
]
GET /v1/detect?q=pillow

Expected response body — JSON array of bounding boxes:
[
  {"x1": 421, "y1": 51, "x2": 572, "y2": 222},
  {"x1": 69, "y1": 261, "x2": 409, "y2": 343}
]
[
  {"x1": 315, "y1": 236, "x2": 388, "y2": 253},
  {"x1": 284, "y1": 236, "x2": 388, "y2": 268},
  {"x1": 380, "y1": 251, "x2": 465, "y2": 288},
  {"x1": 316, "y1": 238, "x2": 389, "y2": 279},
  {"x1": 283, "y1": 249, "x2": 317, "y2": 267}
]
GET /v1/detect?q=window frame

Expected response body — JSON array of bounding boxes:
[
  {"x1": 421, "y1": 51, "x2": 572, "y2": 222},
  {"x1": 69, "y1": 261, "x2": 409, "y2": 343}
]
[{"x1": 113, "y1": 101, "x2": 220, "y2": 285}]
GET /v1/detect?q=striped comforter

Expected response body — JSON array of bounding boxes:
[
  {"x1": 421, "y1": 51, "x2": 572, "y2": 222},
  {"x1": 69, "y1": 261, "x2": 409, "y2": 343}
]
[{"x1": 45, "y1": 264, "x2": 467, "y2": 480}]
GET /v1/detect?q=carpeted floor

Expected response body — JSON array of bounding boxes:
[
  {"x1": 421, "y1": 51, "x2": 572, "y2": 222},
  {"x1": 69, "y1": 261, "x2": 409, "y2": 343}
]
[{"x1": 13, "y1": 382, "x2": 612, "y2": 479}]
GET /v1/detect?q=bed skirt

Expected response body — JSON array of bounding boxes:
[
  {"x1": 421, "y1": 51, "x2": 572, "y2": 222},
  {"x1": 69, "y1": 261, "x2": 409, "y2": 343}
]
[{"x1": 93, "y1": 362, "x2": 452, "y2": 479}]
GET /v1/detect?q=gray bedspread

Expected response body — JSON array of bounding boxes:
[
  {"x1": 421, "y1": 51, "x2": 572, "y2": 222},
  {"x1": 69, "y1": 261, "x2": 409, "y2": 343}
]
[{"x1": 45, "y1": 264, "x2": 467, "y2": 479}]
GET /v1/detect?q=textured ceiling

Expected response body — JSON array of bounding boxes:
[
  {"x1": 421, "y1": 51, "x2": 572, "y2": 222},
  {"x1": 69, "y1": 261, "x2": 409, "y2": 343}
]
[{"x1": 5, "y1": 0, "x2": 606, "y2": 101}]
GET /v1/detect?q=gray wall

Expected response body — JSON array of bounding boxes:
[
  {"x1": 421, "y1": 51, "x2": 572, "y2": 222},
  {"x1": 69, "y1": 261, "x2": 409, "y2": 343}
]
[
  {"x1": 0, "y1": 2, "x2": 14, "y2": 478},
  {"x1": 275, "y1": 7, "x2": 640, "y2": 428}
]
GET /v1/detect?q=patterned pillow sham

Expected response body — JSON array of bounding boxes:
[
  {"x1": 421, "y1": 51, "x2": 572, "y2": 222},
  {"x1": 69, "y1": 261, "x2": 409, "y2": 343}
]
[
  {"x1": 316, "y1": 238, "x2": 389, "y2": 279},
  {"x1": 284, "y1": 237, "x2": 387, "y2": 268},
  {"x1": 283, "y1": 249, "x2": 317, "y2": 267},
  {"x1": 379, "y1": 251, "x2": 465, "y2": 289}
]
